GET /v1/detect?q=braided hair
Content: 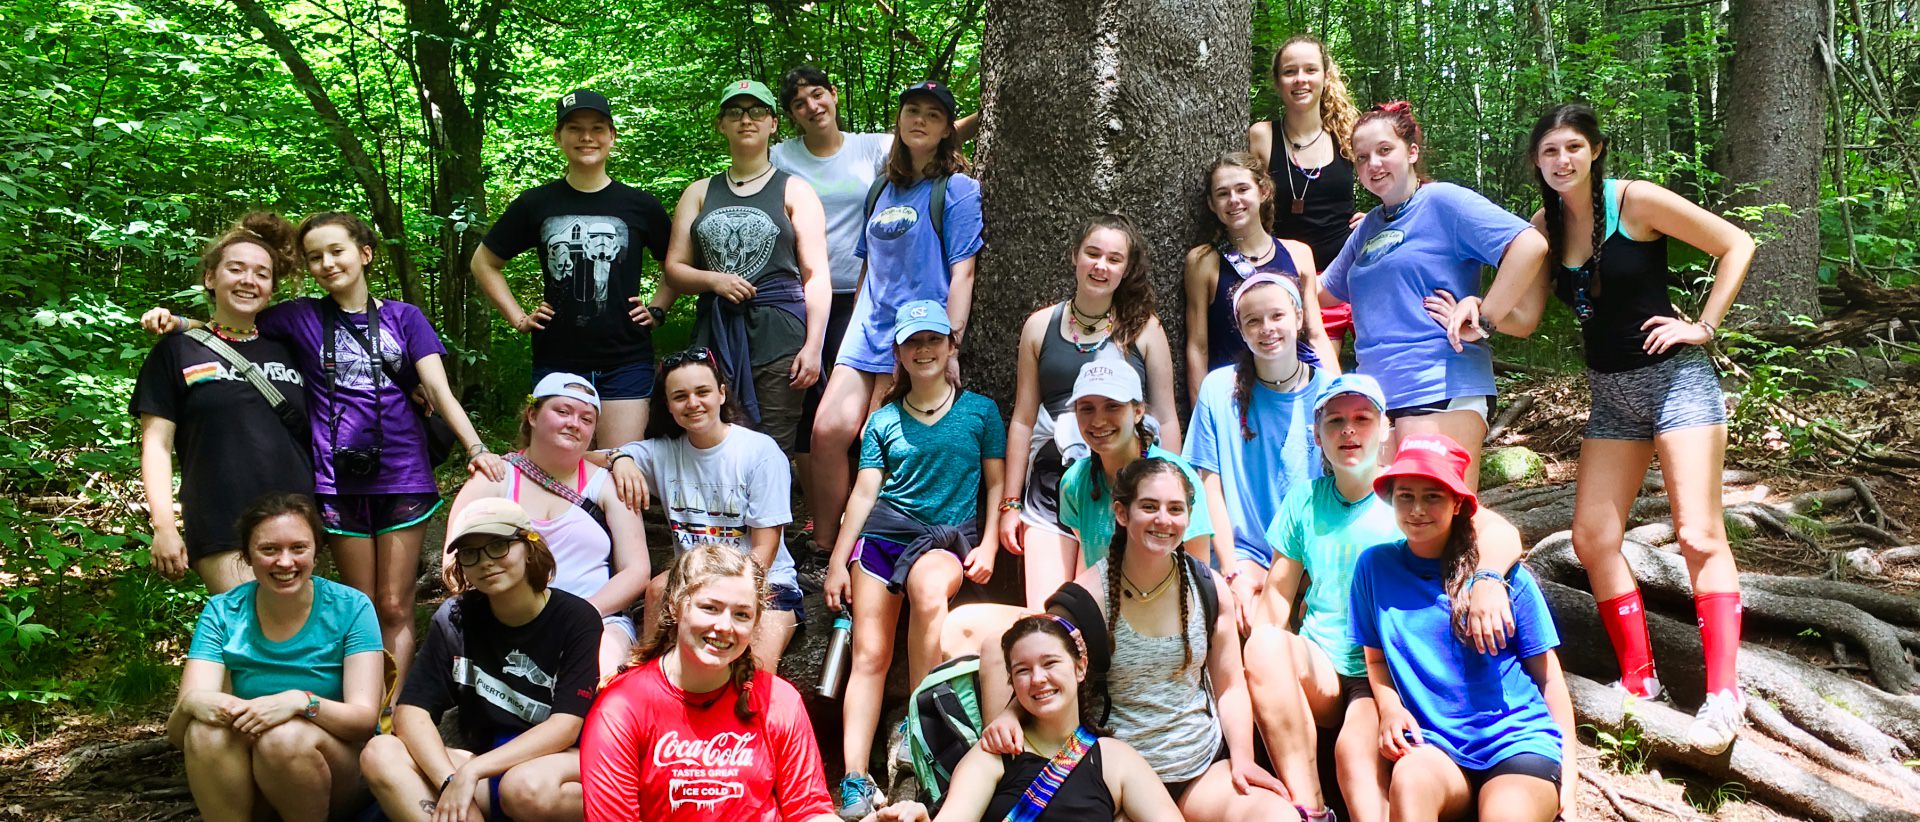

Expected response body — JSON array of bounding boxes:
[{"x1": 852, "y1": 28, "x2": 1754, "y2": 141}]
[
  {"x1": 1529, "y1": 103, "x2": 1610, "y2": 277},
  {"x1": 1103, "y1": 457, "x2": 1199, "y2": 674},
  {"x1": 637, "y1": 544, "x2": 770, "y2": 722}
]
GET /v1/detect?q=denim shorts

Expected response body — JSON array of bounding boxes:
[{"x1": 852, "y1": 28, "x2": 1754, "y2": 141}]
[
  {"x1": 318, "y1": 492, "x2": 443, "y2": 538},
  {"x1": 1586, "y1": 346, "x2": 1726, "y2": 441},
  {"x1": 769, "y1": 582, "x2": 805, "y2": 622},
  {"x1": 533, "y1": 359, "x2": 654, "y2": 401}
]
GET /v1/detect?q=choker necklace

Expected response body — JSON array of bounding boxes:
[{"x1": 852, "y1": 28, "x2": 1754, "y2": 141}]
[
  {"x1": 1286, "y1": 127, "x2": 1327, "y2": 152},
  {"x1": 1121, "y1": 563, "x2": 1177, "y2": 602},
  {"x1": 905, "y1": 385, "x2": 955, "y2": 416},
  {"x1": 1068, "y1": 299, "x2": 1111, "y2": 332},
  {"x1": 727, "y1": 164, "x2": 774, "y2": 188},
  {"x1": 1257, "y1": 360, "x2": 1307, "y2": 392},
  {"x1": 1382, "y1": 184, "x2": 1421, "y2": 222},
  {"x1": 209, "y1": 321, "x2": 258, "y2": 342},
  {"x1": 1235, "y1": 236, "x2": 1278, "y2": 265}
]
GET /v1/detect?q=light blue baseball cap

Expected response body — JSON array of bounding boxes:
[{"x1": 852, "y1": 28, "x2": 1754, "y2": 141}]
[
  {"x1": 1313, "y1": 372, "x2": 1387, "y2": 414},
  {"x1": 893, "y1": 299, "x2": 951, "y2": 344}
]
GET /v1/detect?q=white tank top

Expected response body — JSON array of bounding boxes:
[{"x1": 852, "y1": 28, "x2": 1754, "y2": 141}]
[{"x1": 507, "y1": 460, "x2": 612, "y2": 602}]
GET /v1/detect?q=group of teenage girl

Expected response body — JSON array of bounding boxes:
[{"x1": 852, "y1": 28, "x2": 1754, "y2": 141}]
[{"x1": 135, "y1": 31, "x2": 1757, "y2": 822}]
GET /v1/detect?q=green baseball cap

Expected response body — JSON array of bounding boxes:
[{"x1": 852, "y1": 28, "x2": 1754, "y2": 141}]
[{"x1": 717, "y1": 79, "x2": 777, "y2": 112}]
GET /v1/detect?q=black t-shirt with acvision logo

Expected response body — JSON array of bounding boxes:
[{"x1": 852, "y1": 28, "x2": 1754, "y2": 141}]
[
  {"x1": 130, "y1": 333, "x2": 313, "y2": 558},
  {"x1": 482, "y1": 178, "x2": 670, "y2": 371}
]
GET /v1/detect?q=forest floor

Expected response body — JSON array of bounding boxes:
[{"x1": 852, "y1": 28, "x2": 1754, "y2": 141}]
[{"x1": 3, "y1": 374, "x2": 1917, "y2": 821}]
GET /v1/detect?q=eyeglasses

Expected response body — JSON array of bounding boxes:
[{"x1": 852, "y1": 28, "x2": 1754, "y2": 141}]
[
  {"x1": 455, "y1": 537, "x2": 517, "y2": 567},
  {"x1": 720, "y1": 106, "x2": 774, "y2": 122},
  {"x1": 661, "y1": 347, "x2": 718, "y2": 370}
]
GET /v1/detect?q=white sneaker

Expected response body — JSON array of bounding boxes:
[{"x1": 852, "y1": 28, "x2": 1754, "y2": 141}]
[
  {"x1": 1612, "y1": 676, "x2": 1663, "y2": 702},
  {"x1": 1687, "y1": 689, "x2": 1746, "y2": 754}
]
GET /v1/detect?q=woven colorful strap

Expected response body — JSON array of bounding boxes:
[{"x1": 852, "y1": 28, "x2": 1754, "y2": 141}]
[{"x1": 1004, "y1": 725, "x2": 1099, "y2": 822}]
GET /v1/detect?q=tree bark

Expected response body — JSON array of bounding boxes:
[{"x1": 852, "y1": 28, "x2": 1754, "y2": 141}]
[
  {"x1": 971, "y1": 0, "x2": 1251, "y2": 406},
  {"x1": 229, "y1": 0, "x2": 424, "y2": 309},
  {"x1": 1719, "y1": 0, "x2": 1825, "y2": 321}
]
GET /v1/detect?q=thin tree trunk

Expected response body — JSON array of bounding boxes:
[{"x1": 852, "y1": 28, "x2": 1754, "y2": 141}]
[
  {"x1": 228, "y1": 0, "x2": 423, "y2": 308},
  {"x1": 972, "y1": 0, "x2": 1251, "y2": 406}
]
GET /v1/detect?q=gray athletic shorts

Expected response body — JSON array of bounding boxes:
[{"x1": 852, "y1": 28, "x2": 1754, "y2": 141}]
[{"x1": 1585, "y1": 346, "x2": 1726, "y2": 441}]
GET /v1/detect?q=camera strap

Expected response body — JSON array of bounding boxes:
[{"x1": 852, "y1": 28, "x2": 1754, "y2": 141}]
[{"x1": 320, "y1": 298, "x2": 386, "y2": 461}]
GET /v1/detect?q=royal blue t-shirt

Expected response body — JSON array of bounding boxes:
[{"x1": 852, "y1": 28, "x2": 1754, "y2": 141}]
[
  {"x1": 1321, "y1": 182, "x2": 1531, "y2": 410},
  {"x1": 840, "y1": 174, "x2": 985, "y2": 373},
  {"x1": 1348, "y1": 540, "x2": 1563, "y2": 770}
]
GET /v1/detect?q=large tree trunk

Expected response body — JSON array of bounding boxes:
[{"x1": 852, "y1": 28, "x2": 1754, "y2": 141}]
[
  {"x1": 970, "y1": 0, "x2": 1251, "y2": 406},
  {"x1": 1720, "y1": 0, "x2": 1825, "y2": 321}
]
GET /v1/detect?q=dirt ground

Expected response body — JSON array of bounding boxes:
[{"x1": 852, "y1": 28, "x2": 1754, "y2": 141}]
[{"x1": 4, "y1": 374, "x2": 1916, "y2": 821}]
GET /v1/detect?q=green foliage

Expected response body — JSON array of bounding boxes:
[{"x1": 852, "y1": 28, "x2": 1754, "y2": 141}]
[{"x1": 1582, "y1": 722, "x2": 1649, "y2": 775}]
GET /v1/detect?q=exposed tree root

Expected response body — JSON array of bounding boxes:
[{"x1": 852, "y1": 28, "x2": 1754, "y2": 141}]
[
  {"x1": 1486, "y1": 395, "x2": 1534, "y2": 442},
  {"x1": 1565, "y1": 675, "x2": 1919, "y2": 822},
  {"x1": 1530, "y1": 534, "x2": 1920, "y2": 695}
]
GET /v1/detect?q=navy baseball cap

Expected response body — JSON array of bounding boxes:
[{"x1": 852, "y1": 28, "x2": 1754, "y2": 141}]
[
  {"x1": 556, "y1": 89, "x2": 613, "y2": 125},
  {"x1": 899, "y1": 81, "x2": 957, "y2": 119}
]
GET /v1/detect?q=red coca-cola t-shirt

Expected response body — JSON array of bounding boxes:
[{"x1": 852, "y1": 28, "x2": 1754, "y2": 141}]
[{"x1": 581, "y1": 659, "x2": 833, "y2": 821}]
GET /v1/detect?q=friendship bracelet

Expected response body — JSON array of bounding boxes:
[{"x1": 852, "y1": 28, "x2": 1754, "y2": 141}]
[
  {"x1": 999, "y1": 497, "x2": 1024, "y2": 512},
  {"x1": 467, "y1": 443, "x2": 490, "y2": 457},
  {"x1": 1469, "y1": 570, "x2": 1512, "y2": 594}
]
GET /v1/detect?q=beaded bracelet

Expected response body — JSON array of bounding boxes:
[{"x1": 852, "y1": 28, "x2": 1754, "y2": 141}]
[{"x1": 1468, "y1": 569, "x2": 1512, "y2": 594}]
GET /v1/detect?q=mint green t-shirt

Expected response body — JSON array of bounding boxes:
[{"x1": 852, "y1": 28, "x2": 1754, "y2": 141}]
[
  {"x1": 1058, "y1": 445, "x2": 1214, "y2": 566},
  {"x1": 1268, "y1": 475, "x2": 1403, "y2": 677},
  {"x1": 187, "y1": 576, "x2": 383, "y2": 700}
]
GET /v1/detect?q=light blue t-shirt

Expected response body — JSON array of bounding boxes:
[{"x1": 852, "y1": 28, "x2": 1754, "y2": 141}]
[
  {"x1": 1269, "y1": 476, "x2": 1403, "y2": 677},
  {"x1": 1348, "y1": 541, "x2": 1563, "y2": 770},
  {"x1": 770, "y1": 132, "x2": 894, "y2": 294},
  {"x1": 1182, "y1": 365, "x2": 1326, "y2": 567},
  {"x1": 1058, "y1": 445, "x2": 1214, "y2": 566},
  {"x1": 1321, "y1": 182, "x2": 1531, "y2": 410},
  {"x1": 840, "y1": 174, "x2": 985, "y2": 373},
  {"x1": 619, "y1": 426, "x2": 800, "y2": 593},
  {"x1": 860, "y1": 390, "x2": 1007, "y2": 527},
  {"x1": 186, "y1": 576, "x2": 383, "y2": 701}
]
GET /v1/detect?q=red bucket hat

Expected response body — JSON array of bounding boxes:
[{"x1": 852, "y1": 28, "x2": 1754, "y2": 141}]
[{"x1": 1373, "y1": 433, "x2": 1477, "y2": 517}]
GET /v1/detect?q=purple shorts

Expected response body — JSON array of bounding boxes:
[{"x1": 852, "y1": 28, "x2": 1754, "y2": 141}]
[{"x1": 851, "y1": 534, "x2": 964, "y2": 590}]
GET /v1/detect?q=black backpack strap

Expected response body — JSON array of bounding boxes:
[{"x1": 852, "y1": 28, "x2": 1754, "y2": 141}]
[
  {"x1": 1182, "y1": 551, "x2": 1220, "y2": 632},
  {"x1": 929, "y1": 174, "x2": 948, "y2": 265},
  {"x1": 863, "y1": 177, "x2": 888, "y2": 223}
]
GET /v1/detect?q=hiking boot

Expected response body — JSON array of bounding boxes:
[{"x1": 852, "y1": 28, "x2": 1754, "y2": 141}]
[
  {"x1": 891, "y1": 719, "x2": 914, "y2": 773},
  {"x1": 1687, "y1": 689, "x2": 1746, "y2": 754},
  {"x1": 837, "y1": 772, "x2": 882, "y2": 819}
]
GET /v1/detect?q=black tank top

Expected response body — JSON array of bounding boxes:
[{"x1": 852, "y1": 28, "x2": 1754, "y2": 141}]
[
  {"x1": 1269, "y1": 120, "x2": 1358, "y2": 272},
  {"x1": 981, "y1": 741, "x2": 1114, "y2": 821},
  {"x1": 1550, "y1": 179, "x2": 1682, "y2": 373},
  {"x1": 1205, "y1": 238, "x2": 1298, "y2": 372},
  {"x1": 1036, "y1": 303, "x2": 1148, "y2": 417}
]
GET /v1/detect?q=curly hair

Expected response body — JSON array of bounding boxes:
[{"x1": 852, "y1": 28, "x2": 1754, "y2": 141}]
[
  {"x1": 1073, "y1": 213, "x2": 1156, "y2": 349},
  {"x1": 1272, "y1": 34, "x2": 1360, "y2": 162},
  {"x1": 200, "y1": 212, "x2": 298, "y2": 291},
  {"x1": 636, "y1": 544, "x2": 770, "y2": 722}
]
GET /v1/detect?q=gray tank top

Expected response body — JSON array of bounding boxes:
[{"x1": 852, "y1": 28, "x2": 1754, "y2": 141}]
[
  {"x1": 1091, "y1": 559, "x2": 1221, "y2": 781},
  {"x1": 1036, "y1": 303, "x2": 1148, "y2": 417},
  {"x1": 693, "y1": 170, "x2": 801, "y2": 287}
]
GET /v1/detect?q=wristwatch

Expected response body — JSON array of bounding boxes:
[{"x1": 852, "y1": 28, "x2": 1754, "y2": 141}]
[
  {"x1": 647, "y1": 305, "x2": 668, "y2": 325},
  {"x1": 301, "y1": 690, "x2": 319, "y2": 719}
]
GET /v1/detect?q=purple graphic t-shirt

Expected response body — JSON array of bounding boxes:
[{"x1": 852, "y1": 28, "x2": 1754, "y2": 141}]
[{"x1": 257, "y1": 297, "x2": 446, "y2": 495}]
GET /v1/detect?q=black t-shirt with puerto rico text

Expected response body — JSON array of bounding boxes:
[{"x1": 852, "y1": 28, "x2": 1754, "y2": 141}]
[
  {"x1": 129, "y1": 333, "x2": 313, "y2": 558},
  {"x1": 482, "y1": 178, "x2": 670, "y2": 371},
  {"x1": 400, "y1": 588, "x2": 602, "y2": 748}
]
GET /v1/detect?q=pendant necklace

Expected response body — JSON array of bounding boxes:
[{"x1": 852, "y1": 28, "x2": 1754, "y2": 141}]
[
  {"x1": 727, "y1": 164, "x2": 774, "y2": 188},
  {"x1": 1283, "y1": 124, "x2": 1325, "y2": 216},
  {"x1": 1122, "y1": 564, "x2": 1177, "y2": 602},
  {"x1": 905, "y1": 385, "x2": 955, "y2": 416}
]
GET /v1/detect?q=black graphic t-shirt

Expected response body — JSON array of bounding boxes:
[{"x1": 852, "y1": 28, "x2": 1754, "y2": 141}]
[
  {"x1": 130, "y1": 333, "x2": 313, "y2": 556},
  {"x1": 400, "y1": 588, "x2": 602, "y2": 747},
  {"x1": 483, "y1": 178, "x2": 671, "y2": 371}
]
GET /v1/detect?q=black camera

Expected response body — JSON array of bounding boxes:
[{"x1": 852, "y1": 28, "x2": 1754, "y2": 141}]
[{"x1": 333, "y1": 446, "x2": 383, "y2": 477}]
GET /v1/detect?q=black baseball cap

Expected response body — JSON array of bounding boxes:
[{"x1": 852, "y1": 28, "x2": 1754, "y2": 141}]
[
  {"x1": 556, "y1": 89, "x2": 613, "y2": 125},
  {"x1": 899, "y1": 81, "x2": 956, "y2": 119}
]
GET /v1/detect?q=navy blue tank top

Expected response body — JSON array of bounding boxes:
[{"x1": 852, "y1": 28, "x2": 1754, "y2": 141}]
[{"x1": 1204, "y1": 237, "x2": 1299, "y2": 372}]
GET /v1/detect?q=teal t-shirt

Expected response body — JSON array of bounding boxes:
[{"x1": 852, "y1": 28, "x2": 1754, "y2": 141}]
[
  {"x1": 187, "y1": 576, "x2": 383, "y2": 700},
  {"x1": 1058, "y1": 445, "x2": 1214, "y2": 566},
  {"x1": 1269, "y1": 476, "x2": 1404, "y2": 677},
  {"x1": 860, "y1": 391, "x2": 1007, "y2": 527}
]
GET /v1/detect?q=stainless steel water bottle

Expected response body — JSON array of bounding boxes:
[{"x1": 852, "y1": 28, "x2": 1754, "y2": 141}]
[{"x1": 817, "y1": 611, "x2": 853, "y2": 698}]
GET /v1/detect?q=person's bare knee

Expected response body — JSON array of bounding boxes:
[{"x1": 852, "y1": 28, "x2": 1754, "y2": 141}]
[
  {"x1": 359, "y1": 734, "x2": 418, "y2": 790},
  {"x1": 1673, "y1": 522, "x2": 1729, "y2": 565},
  {"x1": 183, "y1": 717, "x2": 244, "y2": 756},
  {"x1": 251, "y1": 720, "x2": 323, "y2": 768}
]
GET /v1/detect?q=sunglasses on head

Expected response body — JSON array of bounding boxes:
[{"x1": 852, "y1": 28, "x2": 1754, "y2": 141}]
[
  {"x1": 455, "y1": 536, "x2": 518, "y2": 567},
  {"x1": 660, "y1": 347, "x2": 719, "y2": 371},
  {"x1": 1570, "y1": 262, "x2": 1598, "y2": 322}
]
